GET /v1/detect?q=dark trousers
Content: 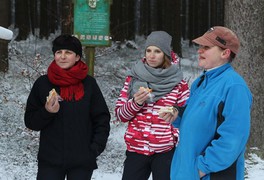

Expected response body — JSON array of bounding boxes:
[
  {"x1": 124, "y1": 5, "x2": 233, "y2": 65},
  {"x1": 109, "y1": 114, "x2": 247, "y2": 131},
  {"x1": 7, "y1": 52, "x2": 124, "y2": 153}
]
[
  {"x1": 122, "y1": 148, "x2": 175, "y2": 180},
  {"x1": 37, "y1": 165, "x2": 93, "y2": 180}
]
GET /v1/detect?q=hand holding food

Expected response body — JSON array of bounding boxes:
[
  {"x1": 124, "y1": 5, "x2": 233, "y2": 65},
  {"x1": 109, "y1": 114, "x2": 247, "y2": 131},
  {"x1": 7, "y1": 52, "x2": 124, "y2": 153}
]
[
  {"x1": 46, "y1": 88, "x2": 63, "y2": 103},
  {"x1": 159, "y1": 106, "x2": 178, "y2": 123},
  {"x1": 45, "y1": 88, "x2": 61, "y2": 113},
  {"x1": 46, "y1": 88, "x2": 57, "y2": 103},
  {"x1": 158, "y1": 106, "x2": 174, "y2": 114},
  {"x1": 139, "y1": 86, "x2": 155, "y2": 102},
  {"x1": 139, "y1": 86, "x2": 152, "y2": 93},
  {"x1": 133, "y1": 87, "x2": 152, "y2": 105}
]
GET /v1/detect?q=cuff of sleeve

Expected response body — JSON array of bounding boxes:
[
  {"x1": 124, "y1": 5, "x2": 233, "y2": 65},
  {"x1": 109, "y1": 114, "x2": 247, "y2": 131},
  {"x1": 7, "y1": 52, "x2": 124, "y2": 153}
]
[
  {"x1": 41, "y1": 107, "x2": 57, "y2": 119},
  {"x1": 91, "y1": 143, "x2": 101, "y2": 157},
  {"x1": 130, "y1": 98, "x2": 144, "y2": 111},
  {"x1": 132, "y1": 98, "x2": 144, "y2": 107},
  {"x1": 197, "y1": 155, "x2": 210, "y2": 175}
]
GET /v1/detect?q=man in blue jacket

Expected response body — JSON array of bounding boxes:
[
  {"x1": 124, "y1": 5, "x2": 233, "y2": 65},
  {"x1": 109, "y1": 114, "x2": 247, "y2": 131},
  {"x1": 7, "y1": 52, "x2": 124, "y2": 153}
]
[{"x1": 170, "y1": 26, "x2": 252, "y2": 180}]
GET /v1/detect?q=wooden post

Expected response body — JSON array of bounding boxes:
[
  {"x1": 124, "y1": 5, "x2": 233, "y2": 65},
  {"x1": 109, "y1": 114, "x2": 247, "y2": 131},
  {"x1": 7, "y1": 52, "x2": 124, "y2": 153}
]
[{"x1": 84, "y1": 46, "x2": 95, "y2": 76}]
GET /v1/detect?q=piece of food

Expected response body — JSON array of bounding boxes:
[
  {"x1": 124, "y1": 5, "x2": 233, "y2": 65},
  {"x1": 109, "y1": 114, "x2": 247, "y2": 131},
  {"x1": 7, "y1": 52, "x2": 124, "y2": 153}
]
[
  {"x1": 46, "y1": 88, "x2": 57, "y2": 102},
  {"x1": 158, "y1": 106, "x2": 174, "y2": 114},
  {"x1": 139, "y1": 86, "x2": 152, "y2": 93}
]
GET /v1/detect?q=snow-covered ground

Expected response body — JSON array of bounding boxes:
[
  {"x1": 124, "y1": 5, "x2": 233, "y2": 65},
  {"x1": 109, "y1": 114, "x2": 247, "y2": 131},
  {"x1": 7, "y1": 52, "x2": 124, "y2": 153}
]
[{"x1": 0, "y1": 34, "x2": 263, "y2": 179}]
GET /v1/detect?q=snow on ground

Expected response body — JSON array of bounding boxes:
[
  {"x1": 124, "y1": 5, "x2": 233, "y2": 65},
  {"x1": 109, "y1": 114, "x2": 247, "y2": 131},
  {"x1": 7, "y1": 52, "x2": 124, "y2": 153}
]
[{"x1": 0, "y1": 35, "x2": 264, "y2": 179}]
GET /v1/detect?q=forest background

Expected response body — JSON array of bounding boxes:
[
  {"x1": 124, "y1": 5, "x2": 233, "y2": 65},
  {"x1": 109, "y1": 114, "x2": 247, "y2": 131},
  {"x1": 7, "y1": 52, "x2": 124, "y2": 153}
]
[{"x1": 0, "y1": 0, "x2": 264, "y2": 159}]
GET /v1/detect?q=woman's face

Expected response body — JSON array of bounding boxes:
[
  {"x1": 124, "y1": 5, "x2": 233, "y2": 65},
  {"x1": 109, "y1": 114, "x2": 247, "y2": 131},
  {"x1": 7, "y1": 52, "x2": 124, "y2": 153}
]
[
  {"x1": 54, "y1": 49, "x2": 80, "y2": 69},
  {"x1": 145, "y1": 46, "x2": 165, "y2": 68}
]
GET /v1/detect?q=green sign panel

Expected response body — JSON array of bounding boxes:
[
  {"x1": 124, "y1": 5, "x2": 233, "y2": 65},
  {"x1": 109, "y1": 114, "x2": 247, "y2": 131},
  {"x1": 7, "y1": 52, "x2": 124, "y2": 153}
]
[{"x1": 74, "y1": 0, "x2": 111, "y2": 46}]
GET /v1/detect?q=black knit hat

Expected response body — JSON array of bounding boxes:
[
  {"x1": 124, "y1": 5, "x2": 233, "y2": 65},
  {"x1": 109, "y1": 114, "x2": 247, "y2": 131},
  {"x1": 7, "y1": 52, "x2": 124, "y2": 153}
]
[{"x1": 52, "y1": 34, "x2": 83, "y2": 57}]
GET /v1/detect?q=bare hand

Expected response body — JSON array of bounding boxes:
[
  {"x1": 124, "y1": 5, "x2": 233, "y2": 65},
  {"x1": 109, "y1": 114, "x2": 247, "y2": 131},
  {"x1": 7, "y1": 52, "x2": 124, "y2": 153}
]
[
  {"x1": 45, "y1": 95, "x2": 60, "y2": 113},
  {"x1": 159, "y1": 107, "x2": 178, "y2": 123},
  {"x1": 133, "y1": 89, "x2": 150, "y2": 105},
  {"x1": 199, "y1": 170, "x2": 206, "y2": 178}
]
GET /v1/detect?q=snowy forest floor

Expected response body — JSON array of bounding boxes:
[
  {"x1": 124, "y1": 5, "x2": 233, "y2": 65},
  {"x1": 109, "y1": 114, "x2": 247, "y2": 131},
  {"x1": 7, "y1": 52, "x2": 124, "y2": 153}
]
[{"x1": 0, "y1": 35, "x2": 264, "y2": 179}]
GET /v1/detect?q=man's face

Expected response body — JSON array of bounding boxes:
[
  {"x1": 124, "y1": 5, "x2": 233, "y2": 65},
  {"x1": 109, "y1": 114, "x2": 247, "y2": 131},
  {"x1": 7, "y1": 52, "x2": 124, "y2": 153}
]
[{"x1": 197, "y1": 46, "x2": 229, "y2": 70}]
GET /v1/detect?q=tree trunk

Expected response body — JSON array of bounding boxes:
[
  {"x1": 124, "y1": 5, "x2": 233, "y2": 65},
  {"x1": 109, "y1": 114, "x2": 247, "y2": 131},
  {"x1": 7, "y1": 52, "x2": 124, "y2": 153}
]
[
  {"x1": 50, "y1": 0, "x2": 59, "y2": 33},
  {"x1": 139, "y1": 0, "x2": 149, "y2": 36},
  {"x1": 110, "y1": 0, "x2": 122, "y2": 40},
  {"x1": 210, "y1": 0, "x2": 224, "y2": 26},
  {"x1": 61, "y1": 0, "x2": 73, "y2": 34},
  {"x1": 149, "y1": 0, "x2": 158, "y2": 31},
  {"x1": 181, "y1": 0, "x2": 188, "y2": 40},
  {"x1": 126, "y1": 0, "x2": 135, "y2": 40},
  {"x1": 189, "y1": 0, "x2": 209, "y2": 45},
  {"x1": 225, "y1": 0, "x2": 264, "y2": 156},
  {"x1": 39, "y1": 0, "x2": 58, "y2": 38},
  {"x1": 29, "y1": 0, "x2": 37, "y2": 35},
  {"x1": 134, "y1": 0, "x2": 141, "y2": 35},
  {"x1": 110, "y1": 0, "x2": 135, "y2": 41},
  {"x1": 0, "y1": 0, "x2": 11, "y2": 72},
  {"x1": 40, "y1": 0, "x2": 49, "y2": 38},
  {"x1": 15, "y1": 0, "x2": 31, "y2": 40},
  {"x1": 120, "y1": 0, "x2": 135, "y2": 40},
  {"x1": 168, "y1": 0, "x2": 181, "y2": 57}
]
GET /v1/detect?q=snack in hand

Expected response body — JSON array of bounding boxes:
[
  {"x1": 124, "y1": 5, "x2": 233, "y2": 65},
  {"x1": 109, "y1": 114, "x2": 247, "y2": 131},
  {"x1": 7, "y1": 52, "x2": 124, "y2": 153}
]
[
  {"x1": 46, "y1": 88, "x2": 58, "y2": 103},
  {"x1": 139, "y1": 86, "x2": 152, "y2": 93},
  {"x1": 158, "y1": 106, "x2": 174, "y2": 114}
]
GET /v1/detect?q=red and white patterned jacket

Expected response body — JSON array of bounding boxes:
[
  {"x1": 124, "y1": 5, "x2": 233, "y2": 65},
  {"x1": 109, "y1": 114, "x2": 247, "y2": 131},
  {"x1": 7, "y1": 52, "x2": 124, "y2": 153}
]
[{"x1": 115, "y1": 76, "x2": 190, "y2": 155}]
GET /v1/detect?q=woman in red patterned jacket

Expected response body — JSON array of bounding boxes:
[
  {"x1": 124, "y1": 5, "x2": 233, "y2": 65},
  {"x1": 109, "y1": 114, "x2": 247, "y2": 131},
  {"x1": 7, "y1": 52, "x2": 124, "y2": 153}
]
[{"x1": 115, "y1": 31, "x2": 190, "y2": 180}]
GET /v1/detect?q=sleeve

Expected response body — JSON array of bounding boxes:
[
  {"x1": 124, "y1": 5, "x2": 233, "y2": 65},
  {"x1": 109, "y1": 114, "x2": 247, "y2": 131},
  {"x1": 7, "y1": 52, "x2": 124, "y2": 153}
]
[
  {"x1": 197, "y1": 84, "x2": 252, "y2": 174},
  {"x1": 89, "y1": 77, "x2": 111, "y2": 157},
  {"x1": 172, "y1": 80, "x2": 190, "y2": 127},
  {"x1": 176, "y1": 80, "x2": 190, "y2": 107},
  {"x1": 115, "y1": 76, "x2": 143, "y2": 122},
  {"x1": 24, "y1": 77, "x2": 56, "y2": 131}
]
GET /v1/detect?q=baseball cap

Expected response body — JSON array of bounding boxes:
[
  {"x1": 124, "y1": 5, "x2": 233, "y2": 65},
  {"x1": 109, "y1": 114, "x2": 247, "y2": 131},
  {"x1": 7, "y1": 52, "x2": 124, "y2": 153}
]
[{"x1": 192, "y1": 26, "x2": 240, "y2": 54}]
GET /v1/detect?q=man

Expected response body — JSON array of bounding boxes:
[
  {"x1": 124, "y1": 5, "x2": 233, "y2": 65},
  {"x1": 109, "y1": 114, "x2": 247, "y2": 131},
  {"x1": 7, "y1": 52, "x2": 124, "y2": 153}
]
[{"x1": 170, "y1": 26, "x2": 252, "y2": 180}]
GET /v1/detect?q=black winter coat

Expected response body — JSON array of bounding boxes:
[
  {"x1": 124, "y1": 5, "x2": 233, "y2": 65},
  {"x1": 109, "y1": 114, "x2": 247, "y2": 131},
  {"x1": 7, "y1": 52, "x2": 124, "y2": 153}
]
[{"x1": 24, "y1": 75, "x2": 110, "y2": 169}]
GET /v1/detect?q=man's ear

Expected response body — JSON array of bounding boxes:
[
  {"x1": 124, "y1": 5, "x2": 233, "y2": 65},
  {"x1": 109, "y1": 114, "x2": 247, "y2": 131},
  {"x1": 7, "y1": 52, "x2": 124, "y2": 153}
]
[{"x1": 222, "y1": 49, "x2": 231, "y2": 59}]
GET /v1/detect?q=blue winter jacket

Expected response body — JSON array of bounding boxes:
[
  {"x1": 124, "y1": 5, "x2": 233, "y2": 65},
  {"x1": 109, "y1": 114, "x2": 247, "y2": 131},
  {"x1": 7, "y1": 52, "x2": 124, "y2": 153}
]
[{"x1": 171, "y1": 63, "x2": 252, "y2": 180}]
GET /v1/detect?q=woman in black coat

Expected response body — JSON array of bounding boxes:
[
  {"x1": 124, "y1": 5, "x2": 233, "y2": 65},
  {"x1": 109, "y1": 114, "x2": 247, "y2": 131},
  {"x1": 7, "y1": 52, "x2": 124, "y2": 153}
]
[{"x1": 24, "y1": 35, "x2": 110, "y2": 180}]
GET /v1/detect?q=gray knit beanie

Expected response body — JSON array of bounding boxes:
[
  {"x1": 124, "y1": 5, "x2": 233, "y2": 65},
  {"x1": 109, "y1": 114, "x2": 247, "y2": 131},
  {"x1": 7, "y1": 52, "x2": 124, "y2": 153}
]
[{"x1": 145, "y1": 31, "x2": 172, "y2": 59}]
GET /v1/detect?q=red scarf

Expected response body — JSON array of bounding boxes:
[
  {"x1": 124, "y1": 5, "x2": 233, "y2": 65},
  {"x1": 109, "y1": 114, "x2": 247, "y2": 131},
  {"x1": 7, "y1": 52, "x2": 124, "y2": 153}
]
[{"x1": 47, "y1": 60, "x2": 88, "y2": 101}]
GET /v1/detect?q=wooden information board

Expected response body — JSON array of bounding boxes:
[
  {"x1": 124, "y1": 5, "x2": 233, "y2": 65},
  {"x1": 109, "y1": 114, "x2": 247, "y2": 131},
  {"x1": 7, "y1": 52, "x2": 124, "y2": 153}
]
[{"x1": 74, "y1": 0, "x2": 111, "y2": 47}]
